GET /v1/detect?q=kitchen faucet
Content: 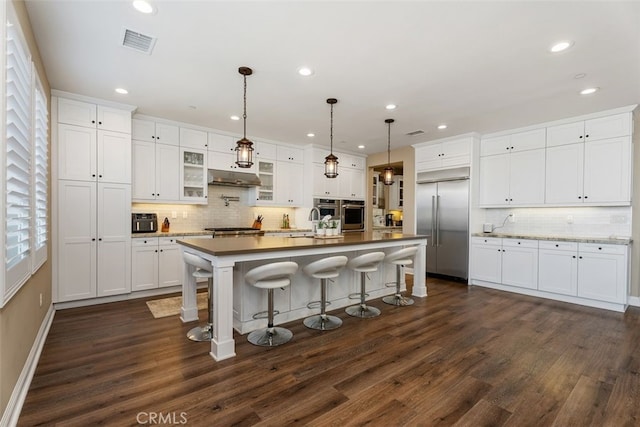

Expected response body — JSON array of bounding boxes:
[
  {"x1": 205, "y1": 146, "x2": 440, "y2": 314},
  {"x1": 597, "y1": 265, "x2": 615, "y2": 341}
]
[{"x1": 308, "y1": 207, "x2": 320, "y2": 232}]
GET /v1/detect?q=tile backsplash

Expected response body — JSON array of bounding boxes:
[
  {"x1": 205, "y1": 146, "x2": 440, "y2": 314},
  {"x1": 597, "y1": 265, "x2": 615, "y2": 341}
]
[
  {"x1": 132, "y1": 186, "x2": 300, "y2": 232},
  {"x1": 481, "y1": 206, "x2": 632, "y2": 238}
]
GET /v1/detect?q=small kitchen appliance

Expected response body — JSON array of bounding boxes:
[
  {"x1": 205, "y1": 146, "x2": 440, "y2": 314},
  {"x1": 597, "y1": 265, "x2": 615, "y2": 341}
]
[
  {"x1": 385, "y1": 214, "x2": 394, "y2": 227},
  {"x1": 132, "y1": 213, "x2": 158, "y2": 233}
]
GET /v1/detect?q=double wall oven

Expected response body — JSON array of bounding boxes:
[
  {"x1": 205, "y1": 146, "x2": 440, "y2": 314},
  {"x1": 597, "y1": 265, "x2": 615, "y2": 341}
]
[{"x1": 313, "y1": 198, "x2": 365, "y2": 232}]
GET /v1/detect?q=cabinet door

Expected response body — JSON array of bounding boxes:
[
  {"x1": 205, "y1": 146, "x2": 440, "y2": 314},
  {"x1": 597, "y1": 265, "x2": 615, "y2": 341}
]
[
  {"x1": 509, "y1": 149, "x2": 545, "y2": 205},
  {"x1": 180, "y1": 148, "x2": 207, "y2": 202},
  {"x1": 251, "y1": 159, "x2": 276, "y2": 204},
  {"x1": 578, "y1": 253, "x2": 626, "y2": 303},
  {"x1": 276, "y1": 161, "x2": 304, "y2": 206},
  {"x1": 159, "y1": 244, "x2": 181, "y2": 288},
  {"x1": 207, "y1": 150, "x2": 236, "y2": 170},
  {"x1": 479, "y1": 154, "x2": 509, "y2": 206},
  {"x1": 277, "y1": 146, "x2": 303, "y2": 163},
  {"x1": 155, "y1": 123, "x2": 179, "y2": 146},
  {"x1": 255, "y1": 141, "x2": 277, "y2": 160},
  {"x1": 97, "y1": 183, "x2": 131, "y2": 296},
  {"x1": 132, "y1": 119, "x2": 156, "y2": 142},
  {"x1": 546, "y1": 121, "x2": 584, "y2": 147},
  {"x1": 208, "y1": 132, "x2": 236, "y2": 153},
  {"x1": 58, "y1": 124, "x2": 97, "y2": 181},
  {"x1": 583, "y1": 137, "x2": 631, "y2": 204},
  {"x1": 545, "y1": 143, "x2": 584, "y2": 204},
  {"x1": 538, "y1": 249, "x2": 578, "y2": 296},
  {"x1": 509, "y1": 128, "x2": 546, "y2": 152},
  {"x1": 58, "y1": 98, "x2": 96, "y2": 128},
  {"x1": 480, "y1": 135, "x2": 510, "y2": 157},
  {"x1": 470, "y1": 241, "x2": 502, "y2": 283},
  {"x1": 179, "y1": 127, "x2": 208, "y2": 149},
  {"x1": 584, "y1": 113, "x2": 631, "y2": 141},
  {"x1": 132, "y1": 140, "x2": 156, "y2": 200},
  {"x1": 351, "y1": 168, "x2": 366, "y2": 199},
  {"x1": 313, "y1": 163, "x2": 338, "y2": 198},
  {"x1": 156, "y1": 144, "x2": 180, "y2": 201},
  {"x1": 97, "y1": 106, "x2": 131, "y2": 133},
  {"x1": 441, "y1": 139, "x2": 471, "y2": 168},
  {"x1": 57, "y1": 180, "x2": 97, "y2": 301},
  {"x1": 132, "y1": 243, "x2": 159, "y2": 291},
  {"x1": 97, "y1": 130, "x2": 131, "y2": 184},
  {"x1": 502, "y1": 244, "x2": 538, "y2": 289}
]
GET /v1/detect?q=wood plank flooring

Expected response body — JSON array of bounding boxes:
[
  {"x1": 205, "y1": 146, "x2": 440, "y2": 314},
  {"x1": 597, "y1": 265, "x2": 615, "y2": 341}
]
[{"x1": 19, "y1": 277, "x2": 640, "y2": 426}]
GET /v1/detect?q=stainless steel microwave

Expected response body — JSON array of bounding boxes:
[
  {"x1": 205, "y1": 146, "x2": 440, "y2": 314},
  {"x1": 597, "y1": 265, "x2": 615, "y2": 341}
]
[
  {"x1": 341, "y1": 200, "x2": 365, "y2": 232},
  {"x1": 313, "y1": 198, "x2": 340, "y2": 219}
]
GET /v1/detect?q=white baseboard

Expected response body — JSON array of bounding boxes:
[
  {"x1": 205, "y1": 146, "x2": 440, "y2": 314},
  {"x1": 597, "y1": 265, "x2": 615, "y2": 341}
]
[
  {"x1": 1, "y1": 304, "x2": 55, "y2": 427},
  {"x1": 629, "y1": 296, "x2": 640, "y2": 307}
]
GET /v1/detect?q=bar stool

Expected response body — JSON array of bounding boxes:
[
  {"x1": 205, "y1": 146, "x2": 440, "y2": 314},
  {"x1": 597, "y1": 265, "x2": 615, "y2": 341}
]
[
  {"x1": 345, "y1": 252, "x2": 386, "y2": 318},
  {"x1": 183, "y1": 252, "x2": 214, "y2": 342},
  {"x1": 246, "y1": 261, "x2": 299, "y2": 347},
  {"x1": 382, "y1": 246, "x2": 418, "y2": 306},
  {"x1": 302, "y1": 256, "x2": 349, "y2": 331}
]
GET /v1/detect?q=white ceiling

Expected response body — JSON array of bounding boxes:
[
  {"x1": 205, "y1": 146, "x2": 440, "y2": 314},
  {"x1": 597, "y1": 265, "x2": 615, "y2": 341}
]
[{"x1": 25, "y1": 0, "x2": 640, "y2": 155}]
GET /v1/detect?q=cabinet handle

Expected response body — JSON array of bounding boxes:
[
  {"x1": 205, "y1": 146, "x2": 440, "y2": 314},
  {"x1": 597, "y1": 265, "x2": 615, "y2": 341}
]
[
  {"x1": 144, "y1": 240, "x2": 147, "y2": 243},
  {"x1": 155, "y1": 249, "x2": 158, "y2": 253},
  {"x1": 98, "y1": 238, "x2": 102, "y2": 241},
  {"x1": 92, "y1": 174, "x2": 96, "y2": 178},
  {"x1": 160, "y1": 249, "x2": 163, "y2": 252},
  {"x1": 157, "y1": 193, "x2": 159, "y2": 197},
  {"x1": 509, "y1": 198, "x2": 513, "y2": 202},
  {"x1": 99, "y1": 174, "x2": 102, "y2": 178},
  {"x1": 572, "y1": 255, "x2": 576, "y2": 258},
  {"x1": 517, "y1": 242, "x2": 521, "y2": 244},
  {"x1": 584, "y1": 196, "x2": 588, "y2": 199},
  {"x1": 91, "y1": 238, "x2": 96, "y2": 241},
  {"x1": 579, "y1": 256, "x2": 583, "y2": 259},
  {"x1": 511, "y1": 146, "x2": 514, "y2": 150},
  {"x1": 91, "y1": 120, "x2": 95, "y2": 124},
  {"x1": 598, "y1": 247, "x2": 602, "y2": 250},
  {"x1": 98, "y1": 121, "x2": 102, "y2": 125},
  {"x1": 579, "y1": 135, "x2": 583, "y2": 139},
  {"x1": 555, "y1": 244, "x2": 559, "y2": 247},
  {"x1": 578, "y1": 196, "x2": 582, "y2": 199},
  {"x1": 157, "y1": 137, "x2": 160, "y2": 140},
  {"x1": 505, "y1": 198, "x2": 509, "y2": 202},
  {"x1": 585, "y1": 134, "x2": 589, "y2": 138}
]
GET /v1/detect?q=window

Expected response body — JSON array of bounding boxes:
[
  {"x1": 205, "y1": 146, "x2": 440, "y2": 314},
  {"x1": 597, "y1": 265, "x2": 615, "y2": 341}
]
[{"x1": 32, "y1": 71, "x2": 48, "y2": 271}]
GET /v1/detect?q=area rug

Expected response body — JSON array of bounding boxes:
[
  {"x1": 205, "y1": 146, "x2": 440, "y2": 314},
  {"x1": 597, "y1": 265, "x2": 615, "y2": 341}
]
[{"x1": 146, "y1": 293, "x2": 207, "y2": 318}]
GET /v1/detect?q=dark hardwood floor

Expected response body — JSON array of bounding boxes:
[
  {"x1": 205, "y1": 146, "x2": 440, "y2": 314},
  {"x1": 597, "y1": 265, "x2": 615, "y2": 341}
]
[{"x1": 19, "y1": 277, "x2": 640, "y2": 426}]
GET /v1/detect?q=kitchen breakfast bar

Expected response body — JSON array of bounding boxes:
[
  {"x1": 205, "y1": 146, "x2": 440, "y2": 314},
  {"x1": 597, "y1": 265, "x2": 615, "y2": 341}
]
[{"x1": 177, "y1": 232, "x2": 428, "y2": 361}]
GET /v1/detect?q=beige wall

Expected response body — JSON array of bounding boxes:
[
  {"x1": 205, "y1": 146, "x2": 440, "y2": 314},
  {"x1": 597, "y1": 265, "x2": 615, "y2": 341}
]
[
  {"x1": 366, "y1": 146, "x2": 415, "y2": 234},
  {"x1": 631, "y1": 109, "x2": 640, "y2": 297},
  {"x1": 0, "y1": 0, "x2": 51, "y2": 415}
]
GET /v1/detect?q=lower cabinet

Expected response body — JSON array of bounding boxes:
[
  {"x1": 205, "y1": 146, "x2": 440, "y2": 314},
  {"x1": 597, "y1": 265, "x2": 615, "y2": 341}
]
[
  {"x1": 471, "y1": 236, "x2": 629, "y2": 311},
  {"x1": 132, "y1": 237, "x2": 182, "y2": 291}
]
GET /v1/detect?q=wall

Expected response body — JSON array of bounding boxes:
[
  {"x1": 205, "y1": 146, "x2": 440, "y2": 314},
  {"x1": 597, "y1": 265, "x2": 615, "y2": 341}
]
[
  {"x1": 0, "y1": 0, "x2": 52, "y2": 417},
  {"x1": 366, "y1": 146, "x2": 415, "y2": 233},
  {"x1": 632, "y1": 108, "x2": 640, "y2": 297}
]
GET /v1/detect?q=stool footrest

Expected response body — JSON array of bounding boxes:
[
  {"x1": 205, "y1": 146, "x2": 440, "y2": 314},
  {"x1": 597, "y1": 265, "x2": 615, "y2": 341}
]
[
  {"x1": 252, "y1": 310, "x2": 280, "y2": 320},
  {"x1": 348, "y1": 292, "x2": 369, "y2": 300},
  {"x1": 384, "y1": 281, "x2": 398, "y2": 288},
  {"x1": 306, "y1": 300, "x2": 331, "y2": 310}
]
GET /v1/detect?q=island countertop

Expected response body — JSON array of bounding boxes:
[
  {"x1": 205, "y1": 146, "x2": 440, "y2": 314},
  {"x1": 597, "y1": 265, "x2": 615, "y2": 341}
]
[{"x1": 177, "y1": 231, "x2": 426, "y2": 257}]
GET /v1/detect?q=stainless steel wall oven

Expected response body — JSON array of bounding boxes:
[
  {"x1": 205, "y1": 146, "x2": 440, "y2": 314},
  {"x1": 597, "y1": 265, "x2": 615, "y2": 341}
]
[{"x1": 341, "y1": 200, "x2": 365, "y2": 232}]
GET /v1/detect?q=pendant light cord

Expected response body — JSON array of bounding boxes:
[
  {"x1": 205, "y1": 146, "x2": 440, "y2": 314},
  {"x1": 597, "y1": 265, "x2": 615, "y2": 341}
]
[
  {"x1": 330, "y1": 102, "x2": 334, "y2": 154},
  {"x1": 243, "y1": 75, "x2": 247, "y2": 138},
  {"x1": 387, "y1": 121, "x2": 391, "y2": 165}
]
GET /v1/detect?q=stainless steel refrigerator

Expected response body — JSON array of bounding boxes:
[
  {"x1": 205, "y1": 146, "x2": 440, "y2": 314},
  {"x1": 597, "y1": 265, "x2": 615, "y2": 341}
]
[{"x1": 416, "y1": 167, "x2": 469, "y2": 280}]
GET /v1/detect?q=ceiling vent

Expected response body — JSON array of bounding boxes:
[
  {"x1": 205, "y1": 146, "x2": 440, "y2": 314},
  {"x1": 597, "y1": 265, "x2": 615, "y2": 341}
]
[
  {"x1": 406, "y1": 129, "x2": 425, "y2": 136},
  {"x1": 121, "y1": 28, "x2": 157, "y2": 54}
]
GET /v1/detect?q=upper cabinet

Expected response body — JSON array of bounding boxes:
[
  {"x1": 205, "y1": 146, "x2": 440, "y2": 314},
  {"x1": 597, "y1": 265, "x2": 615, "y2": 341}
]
[
  {"x1": 309, "y1": 146, "x2": 366, "y2": 200},
  {"x1": 132, "y1": 118, "x2": 179, "y2": 146},
  {"x1": 179, "y1": 127, "x2": 208, "y2": 149},
  {"x1": 546, "y1": 113, "x2": 631, "y2": 147},
  {"x1": 415, "y1": 136, "x2": 473, "y2": 172},
  {"x1": 58, "y1": 97, "x2": 131, "y2": 133},
  {"x1": 207, "y1": 132, "x2": 257, "y2": 173}
]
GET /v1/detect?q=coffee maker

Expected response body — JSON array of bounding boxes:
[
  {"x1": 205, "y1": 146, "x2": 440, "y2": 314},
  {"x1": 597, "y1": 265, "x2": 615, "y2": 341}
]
[{"x1": 385, "y1": 213, "x2": 394, "y2": 227}]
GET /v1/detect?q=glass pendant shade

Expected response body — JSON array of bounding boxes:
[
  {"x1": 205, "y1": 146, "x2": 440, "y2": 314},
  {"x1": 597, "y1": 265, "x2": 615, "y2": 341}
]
[
  {"x1": 235, "y1": 137, "x2": 254, "y2": 168},
  {"x1": 324, "y1": 153, "x2": 338, "y2": 178},
  {"x1": 382, "y1": 166, "x2": 395, "y2": 185}
]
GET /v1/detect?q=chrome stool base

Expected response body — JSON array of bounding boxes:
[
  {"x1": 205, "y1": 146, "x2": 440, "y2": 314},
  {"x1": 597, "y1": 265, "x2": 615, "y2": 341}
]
[
  {"x1": 382, "y1": 294, "x2": 414, "y2": 306},
  {"x1": 304, "y1": 314, "x2": 342, "y2": 330},
  {"x1": 247, "y1": 326, "x2": 293, "y2": 347},
  {"x1": 187, "y1": 324, "x2": 212, "y2": 342},
  {"x1": 346, "y1": 304, "x2": 381, "y2": 318}
]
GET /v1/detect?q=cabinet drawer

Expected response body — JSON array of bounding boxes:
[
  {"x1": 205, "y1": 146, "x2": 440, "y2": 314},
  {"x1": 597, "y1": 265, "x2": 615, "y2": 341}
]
[
  {"x1": 159, "y1": 236, "x2": 181, "y2": 245},
  {"x1": 539, "y1": 241, "x2": 578, "y2": 251},
  {"x1": 132, "y1": 237, "x2": 159, "y2": 246},
  {"x1": 472, "y1": 236, "x2": 502, "y2": 246},
  {"x1": 578, "y1": 243, "x2": 627, "y2": 255},
  {"x1": 502, "y1": 238, "x2": 538, "y2": 249}
]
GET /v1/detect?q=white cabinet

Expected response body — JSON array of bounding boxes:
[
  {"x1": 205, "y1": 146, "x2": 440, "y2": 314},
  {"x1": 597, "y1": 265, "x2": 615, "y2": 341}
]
[
  {"x1": 207, "y1": 132, "x2": 257, "y2": 173},
  {"x1": 57, "y1": 181, "x2": 131, "y2": 302},
  {"x1": 501, "y1": 239, "x2": 538, "y2": 290},
  {"x1": 313, "y1": 163, "x2": 339, "y2": 198},
  {"x1": 415, "y1": 137, "x2": 472, "y2": 172},
  {"x1": 277, "y1": 145, "x2": 304, "y2": 163},
  {"x1": 479, "y1": 148, "x2": 545, "y2": 206},
  {"x1": 387, "y1": 175, "x2": 404, "y2": 210},
  {"x1": 481, "y1": 129, "x2": 546, "y2": 156},
  {"x1": 132, "y1": 119, "x2": 179, "y2": 145},
  {"x1": 311, "y1": 147, "x2": 366, "y2": 200},
  {"x1": 180, "y1": 147, "x2": 207, "y2": 203},
  {"x1": 276, "y1": 161, "x2": 304, "y2": 206},
  {"x1": 132, "y1": 237, "x2": 182, "y2": 291},
  {"x1": 132, "y1": 141, "x2": 180, "y2": 202},
  {"x1": 58, "y1": 97, "x2": 131, "y2": 133},
  {"x1": 538, "y1": 241, "x2": 578, "y2": 296},
  {"x1": 470, "y1": 237, "x2": 503, "y2": 283},
  {"x1": 179, "y1": 127, "x2": 208, "y2": 149},
  {"x1": 546, "y1": 113, "x2": 631, "y2": 147},
  {"x1": 577, "y1": 243, "x2": 627, "y2": 304},
  {"x1": 250, "y1": 159, "x2": 276, "y2": 205},
  {"x1": 339, "y1": 168, "x2": 365, "y2": 200},
  {"x1": 255, "y1": 141, "x2": 278, "y2": 160}
]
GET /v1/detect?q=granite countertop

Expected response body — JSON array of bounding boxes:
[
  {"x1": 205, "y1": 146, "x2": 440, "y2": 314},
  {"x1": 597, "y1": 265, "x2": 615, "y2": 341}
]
[
  {"x1": 472, "y1": 232, "x2": 632, "y2": 245},
  {"x1": 262, "y1": 228, "x2": 313, "y2": 234},
  {"x1": 178, "y1": 231, "x2": 427, "y2": 256},
  {"x1": 132, "y1": 230, "x2": 212, "y2": 238},
  {"x1": 372, "y1": 226, "x2": 403, "y2": 230}
]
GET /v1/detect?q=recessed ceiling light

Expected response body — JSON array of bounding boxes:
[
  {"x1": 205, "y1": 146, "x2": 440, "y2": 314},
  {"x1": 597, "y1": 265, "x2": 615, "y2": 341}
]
[
  {"x1": 298, "y1": 67, "x2": 314, "y2": 77},
  {"x1": 385, "y1": 104, "x2": 397, "y2": 110},
  {"x1": 230, "y1": 115, "x2": 240, "y2": 121},
  {"x1": 550, "y1": 40, "x2": 574, "y2": 53},
  {"x1": 357, "y1": 145, "x2": 365, "y2": 149},
  {"x1": 580, "y1": 87, "x2": 599, "y2": 95},
  {"x1": 306, "y1": 133, "x2": 315, "y2": 137},
  {"x1": 132, "y1": 0, "x2": 154, "y2": 14},
  {"x1": 437, "y1": 124, "x2": 447, "y2": 130},
  {"x1": 115, "y1": 88, "x2": 128, "y2": 94},
  {"x1": 574, "y1": 73, "x2": 586, "y2": 79},
  {"x1": 188, "y1": 105, "x2": 197, "y2": 110}
]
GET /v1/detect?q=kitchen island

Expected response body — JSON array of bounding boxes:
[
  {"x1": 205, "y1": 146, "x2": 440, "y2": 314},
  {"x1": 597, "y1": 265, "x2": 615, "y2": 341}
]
[{"x1": 177, "y1": 232, "x2": 427, "y2": 361}]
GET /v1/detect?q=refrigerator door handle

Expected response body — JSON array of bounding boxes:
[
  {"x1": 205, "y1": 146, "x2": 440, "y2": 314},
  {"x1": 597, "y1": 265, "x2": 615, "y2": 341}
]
[
  {"x1": 431, "y1": 195, "x2": 436, "y2": 247},
  {"x1": 436, "y1": 195, "x2": 441, "y2": 247}
]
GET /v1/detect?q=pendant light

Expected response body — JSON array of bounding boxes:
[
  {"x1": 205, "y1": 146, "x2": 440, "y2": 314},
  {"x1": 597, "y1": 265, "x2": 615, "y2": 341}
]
[
  {"x1": 382, "y1": 118, "x2": 395, "y2": 185},
  {"x1": 235, "y1": 66, "x2": 254, "y2": 168},
  {"x1": 324, "y1": 98, "x2": 339, "y2": 178}
]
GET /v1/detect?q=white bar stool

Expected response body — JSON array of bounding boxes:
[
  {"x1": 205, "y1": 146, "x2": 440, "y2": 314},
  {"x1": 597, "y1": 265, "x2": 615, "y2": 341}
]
[
  {"x1": 345, "y1": 252, "x2": 386, "y2": 318},
  {"x1": 246, "y1": 261, "x2": 299, "y2": 347},
  {"x1": 302, "y1": 256, "x2": 349, "y2": 331},
  {"x1": 382, "y1": 246, "x2": 418, "y2": 306},
  {"x1": 183, "y1": 252, "x2": 214, "y2": 342}
]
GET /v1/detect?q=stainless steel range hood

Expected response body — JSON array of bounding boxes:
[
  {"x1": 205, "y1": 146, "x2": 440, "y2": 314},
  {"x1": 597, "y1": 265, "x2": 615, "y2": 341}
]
[{"x1": 207, "y1": 169, "x2": 262, "y2": 187}]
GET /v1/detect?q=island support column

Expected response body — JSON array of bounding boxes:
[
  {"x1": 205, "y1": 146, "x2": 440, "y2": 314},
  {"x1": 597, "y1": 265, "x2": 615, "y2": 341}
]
[
  {"x1": 209, "y1": 258, "x2": 236, "y2": 361},
  {"x1": 411, "y1": 240, "x2": 428, "y2": 297},
  {"x1": 180, "y1": 250, "x2": 199, "y2": 322}
]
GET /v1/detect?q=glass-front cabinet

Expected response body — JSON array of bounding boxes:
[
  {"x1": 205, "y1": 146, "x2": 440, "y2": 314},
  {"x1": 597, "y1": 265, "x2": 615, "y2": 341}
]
[
  {"x1": 249, "y1": 159, "x2": 276, "y2": 205},
  {"x1": 180, "y1": 147, "x2": 207, "y2": 203}
]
